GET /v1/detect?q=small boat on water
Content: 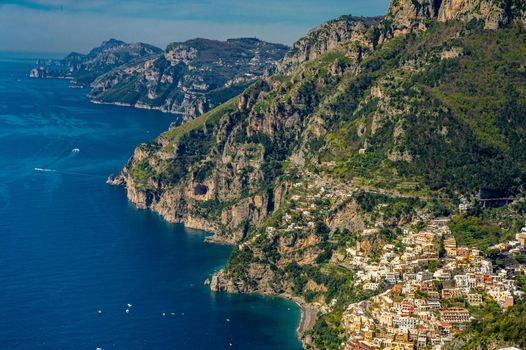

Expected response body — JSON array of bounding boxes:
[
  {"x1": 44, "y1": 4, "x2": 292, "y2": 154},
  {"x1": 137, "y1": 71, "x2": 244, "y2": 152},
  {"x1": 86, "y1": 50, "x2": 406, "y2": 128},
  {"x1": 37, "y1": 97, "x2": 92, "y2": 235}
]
[{"x1": 72, "y1": 148, "x2": 80, "y2": 153}]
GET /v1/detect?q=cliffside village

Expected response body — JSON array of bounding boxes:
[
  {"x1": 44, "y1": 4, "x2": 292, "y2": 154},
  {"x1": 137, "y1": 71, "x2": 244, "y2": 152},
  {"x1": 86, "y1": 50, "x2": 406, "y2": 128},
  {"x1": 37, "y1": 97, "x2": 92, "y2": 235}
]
[
  {"x1": 342, "y1": 221, "x2": 526, "y2": 350},
  {"x1": 262, "y1": 173, "x2": 526, "y2": 350}
]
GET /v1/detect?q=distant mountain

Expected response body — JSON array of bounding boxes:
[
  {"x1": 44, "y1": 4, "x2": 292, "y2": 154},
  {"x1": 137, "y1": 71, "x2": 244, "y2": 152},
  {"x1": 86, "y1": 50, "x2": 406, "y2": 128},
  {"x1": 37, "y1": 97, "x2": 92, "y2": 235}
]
[
  {"x1": 88, "y1": 38, "x2": 289, "y2": 118},
  {"x1": 29, "y1": 39, "x2": 162, "y2": 84}
]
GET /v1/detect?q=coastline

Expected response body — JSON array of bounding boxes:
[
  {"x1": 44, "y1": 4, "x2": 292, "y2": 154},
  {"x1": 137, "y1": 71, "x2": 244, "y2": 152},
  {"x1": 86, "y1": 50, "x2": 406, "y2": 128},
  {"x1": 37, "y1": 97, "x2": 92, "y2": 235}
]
[
  {"x1": 203, "y1": 234, "x2": 316, "y2": 339},
  {"x1": 286, "y1": 295, "x2": 318, "y2": 337},
  {"x1": 90, "y1": 99, "x2": 188, "y2": 116},
  {"x1": 108, "y1": 141, "x2": 316, "y2": 346},
  {"x1": 204, "y1": 234, "x2": 236, "y2": 245},
  {"x1": 203, "y1": 236, "x2": 317, "y2": 343},
  {"x1": 250, "y1": 290, "x2": 318, "y2": 341},
  {"x1": 159, "y1": 214, "x2": 318, "y2": 341}
]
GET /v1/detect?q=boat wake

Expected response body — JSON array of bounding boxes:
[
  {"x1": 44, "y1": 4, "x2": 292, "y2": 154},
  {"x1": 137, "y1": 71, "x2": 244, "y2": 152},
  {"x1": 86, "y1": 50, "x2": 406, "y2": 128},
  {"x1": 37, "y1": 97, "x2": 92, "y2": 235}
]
[
  {"x1": 34, "y1": 168, "x2": 57, "y2": 172},
  {"x1": 34, "y1": 167, "x2": 106, "y2": 179}
]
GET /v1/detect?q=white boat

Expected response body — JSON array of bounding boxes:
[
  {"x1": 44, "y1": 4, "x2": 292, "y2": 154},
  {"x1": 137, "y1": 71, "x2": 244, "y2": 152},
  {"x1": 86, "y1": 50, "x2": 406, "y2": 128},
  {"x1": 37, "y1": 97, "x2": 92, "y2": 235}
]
[{"x1": 72, "y1": 148, "x2": 80, "y2": 153}]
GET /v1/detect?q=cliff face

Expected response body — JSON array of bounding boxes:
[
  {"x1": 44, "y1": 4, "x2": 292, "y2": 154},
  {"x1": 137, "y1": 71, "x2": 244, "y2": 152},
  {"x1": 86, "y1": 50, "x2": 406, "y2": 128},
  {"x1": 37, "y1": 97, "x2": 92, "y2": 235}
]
[
  {"x1": 109, "y1": 16, "x2": 381, "y2": 241},
  {"x1": 112, "y1": 0, "x2": 526, "y2": 347},
  {"x1": 29, "y1": 39, "x2": 162, "y2": 84},
  {"x1": 89, "y1": 38, "x2": 288, "y2": 118},
  {"x1": 277, "y1": 16, "x2": 384, "y2": 73},
  {"x1": 388, "y1": 0, "x2": 526, "y2": 31}
]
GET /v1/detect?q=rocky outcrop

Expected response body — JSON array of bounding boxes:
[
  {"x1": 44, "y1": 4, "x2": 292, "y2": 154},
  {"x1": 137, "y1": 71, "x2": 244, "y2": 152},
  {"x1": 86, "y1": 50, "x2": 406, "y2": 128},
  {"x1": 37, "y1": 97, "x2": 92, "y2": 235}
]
[
  {"x1": 277, "y1": 16, "x2": 383, "y2": 73},
  {"x1": 110, "y1": 14, "x2": 378, "y2": 238},
  {"x1": 437, "y1": 0, "x2": 511, "y2": 29},
  {"x1": 387, "y1": 0, "x2": 441, "y2": 33},
  {"x1": 388, "y1": 0, "x2": 526, "y2": 31},
  {"x1": 89, "y1": 38, "x2": 288, "y2": 118},
  {"x1": 111, "y1": 114, "x2": 292, "y2": 242}
]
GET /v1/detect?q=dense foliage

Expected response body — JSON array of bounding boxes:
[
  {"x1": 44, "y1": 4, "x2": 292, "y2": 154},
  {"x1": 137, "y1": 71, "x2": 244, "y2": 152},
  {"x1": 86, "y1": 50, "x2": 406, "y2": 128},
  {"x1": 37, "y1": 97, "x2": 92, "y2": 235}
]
[
  {"x1": 324, "y1": 23, "x2": 526, "y2": 197},
  {"x1": 448, "y1": 301, "x2": 526, "y2": 350}
]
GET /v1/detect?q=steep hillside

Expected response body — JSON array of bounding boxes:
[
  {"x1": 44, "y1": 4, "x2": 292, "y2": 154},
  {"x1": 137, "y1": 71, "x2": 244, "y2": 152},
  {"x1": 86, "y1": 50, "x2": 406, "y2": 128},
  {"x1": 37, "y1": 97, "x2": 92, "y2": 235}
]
[
  {"x1": 88, "y1": 38, "x2": 288, "y2": 118},
  {"x1": 110, "y1": 0, "x2": 526, "y2": 349},
  {"x1": 444, "y1": 300, "x2": 526, "y2": 349},
  {"x1": 109, "y1": 15, "x2": 382, "y2": 239},
  {"x1": 29, "y1": 39, "x2": 162, "y2": 84},
  {"x1": 111, "y1": 10, "x2": 526, "y2": 239}
]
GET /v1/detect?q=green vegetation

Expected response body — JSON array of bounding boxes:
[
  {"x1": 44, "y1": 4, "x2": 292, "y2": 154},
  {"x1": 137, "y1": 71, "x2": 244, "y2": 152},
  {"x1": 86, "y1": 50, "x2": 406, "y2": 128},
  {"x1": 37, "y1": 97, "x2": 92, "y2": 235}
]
[
  {"x1": 353, "y1": 191, "x2": 426, "y2": 227},
  {"x1": 310, "y1": 310, "x2": 346, "y2": 350},
  {"x1": 162, "y1": 97, "x2": 237, "y2": 144},
  {"x1": 321, "y1": 22, "x2": 526, "y2": 197},
  {"x1": 449, "y1": 301, "x2": 526, "y2": 350},
  {"x1": 450, "y1": 206, "x2": 525, "y2": 251},
  {"x1": 129, "y1": 158, "x2": 154, "y2": 190},
  {"x1": 224, "y1": 247, "x2": 257, "y2": 288}
]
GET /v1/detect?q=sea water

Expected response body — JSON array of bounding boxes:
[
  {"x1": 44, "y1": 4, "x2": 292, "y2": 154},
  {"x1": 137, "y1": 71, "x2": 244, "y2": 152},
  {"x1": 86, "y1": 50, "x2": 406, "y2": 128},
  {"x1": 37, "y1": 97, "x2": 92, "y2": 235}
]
[{"x1": 0, "y1": 52, "x2": 301, "y2": 350}]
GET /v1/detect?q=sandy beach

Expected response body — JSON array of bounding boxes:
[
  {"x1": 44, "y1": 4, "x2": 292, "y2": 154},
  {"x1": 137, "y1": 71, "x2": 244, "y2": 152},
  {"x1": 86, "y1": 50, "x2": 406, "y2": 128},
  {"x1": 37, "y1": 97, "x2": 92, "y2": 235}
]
[{"x1": 284, "y1": 295, "x2": 318, "y2": 337}]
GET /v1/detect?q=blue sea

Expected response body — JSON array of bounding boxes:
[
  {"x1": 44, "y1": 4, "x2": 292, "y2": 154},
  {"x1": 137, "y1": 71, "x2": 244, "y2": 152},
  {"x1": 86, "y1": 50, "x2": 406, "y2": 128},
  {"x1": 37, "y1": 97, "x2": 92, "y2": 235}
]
[{"x1": 0, "y1": 52, "x2": 301, "y2": 350}]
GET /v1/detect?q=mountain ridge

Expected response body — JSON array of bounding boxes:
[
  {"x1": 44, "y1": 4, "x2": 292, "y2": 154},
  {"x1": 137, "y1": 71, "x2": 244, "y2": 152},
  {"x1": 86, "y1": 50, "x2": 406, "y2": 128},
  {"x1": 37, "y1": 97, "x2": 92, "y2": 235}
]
[
  {"x1": 29, "y1": 39, "x2": 162, "y2": 84},
  {"x1": 30, "y1": 37, "x2": 288, "y2": 119},
  {"x1": 89, "y1": 37, "x2": 288, "y2": 118}
]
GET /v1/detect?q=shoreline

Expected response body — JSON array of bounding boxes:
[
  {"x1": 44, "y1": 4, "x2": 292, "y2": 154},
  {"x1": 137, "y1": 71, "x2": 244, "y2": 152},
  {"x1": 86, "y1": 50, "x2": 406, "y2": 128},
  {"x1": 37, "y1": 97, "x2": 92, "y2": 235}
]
[
  {"x1": 203, "y1": 235, "x2": 317, "y2": 339},
  {"x1": 204, "y1": 234, "x2": 236, "y2": 246},
  {"x1": 90, "y1": 99, "x2": 188, "y2": 116},
  {"x1": 286, "y1": 295, "x2": 317, "y2": 337},
  {"x1": 111, "y1": 178, "x2": 316, "y2": 345},
  {"x1": 253, "y1": 290, "x2": 318, "y2": 341}
]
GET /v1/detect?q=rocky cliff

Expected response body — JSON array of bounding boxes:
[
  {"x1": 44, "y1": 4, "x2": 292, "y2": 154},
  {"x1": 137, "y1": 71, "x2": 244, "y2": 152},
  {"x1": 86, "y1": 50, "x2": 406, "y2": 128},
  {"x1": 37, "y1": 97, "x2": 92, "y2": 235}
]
[
  {"x1": 388, "y1": 0, "x2": 526, "y2": 31},
  {"x1": 29, "y1": 39, "x2": 162, "y2": 84},
  {"x1": 89, "y1": 38, "x2": 288, "y2": 118},
  {"x1": 277, "y1": 16, "x2": 384, "y2": 73},
  {"x1": 109, "y1": 16, "x2": 381, "y2": 241},
  {"x1": 111, "y1": 0, "x2": 526, "y2": 348}
]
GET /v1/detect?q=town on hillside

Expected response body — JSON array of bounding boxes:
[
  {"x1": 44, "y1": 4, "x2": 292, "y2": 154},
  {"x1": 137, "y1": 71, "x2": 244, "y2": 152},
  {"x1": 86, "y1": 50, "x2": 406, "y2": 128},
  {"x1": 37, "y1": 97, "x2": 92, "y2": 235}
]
[
  {"x1": 341, "y1": 220, "x2": 526, "y2": 350},
  {"x1": 261, "y1": 172, "x2": 526, "y2": 350}
]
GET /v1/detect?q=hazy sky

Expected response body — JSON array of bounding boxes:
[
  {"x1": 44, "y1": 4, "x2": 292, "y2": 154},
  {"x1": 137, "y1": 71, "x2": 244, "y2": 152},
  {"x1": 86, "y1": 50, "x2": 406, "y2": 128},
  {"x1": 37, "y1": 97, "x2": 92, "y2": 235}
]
[{"x1": 0, "y1": 0, "x2": 390, "y2": 54}]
